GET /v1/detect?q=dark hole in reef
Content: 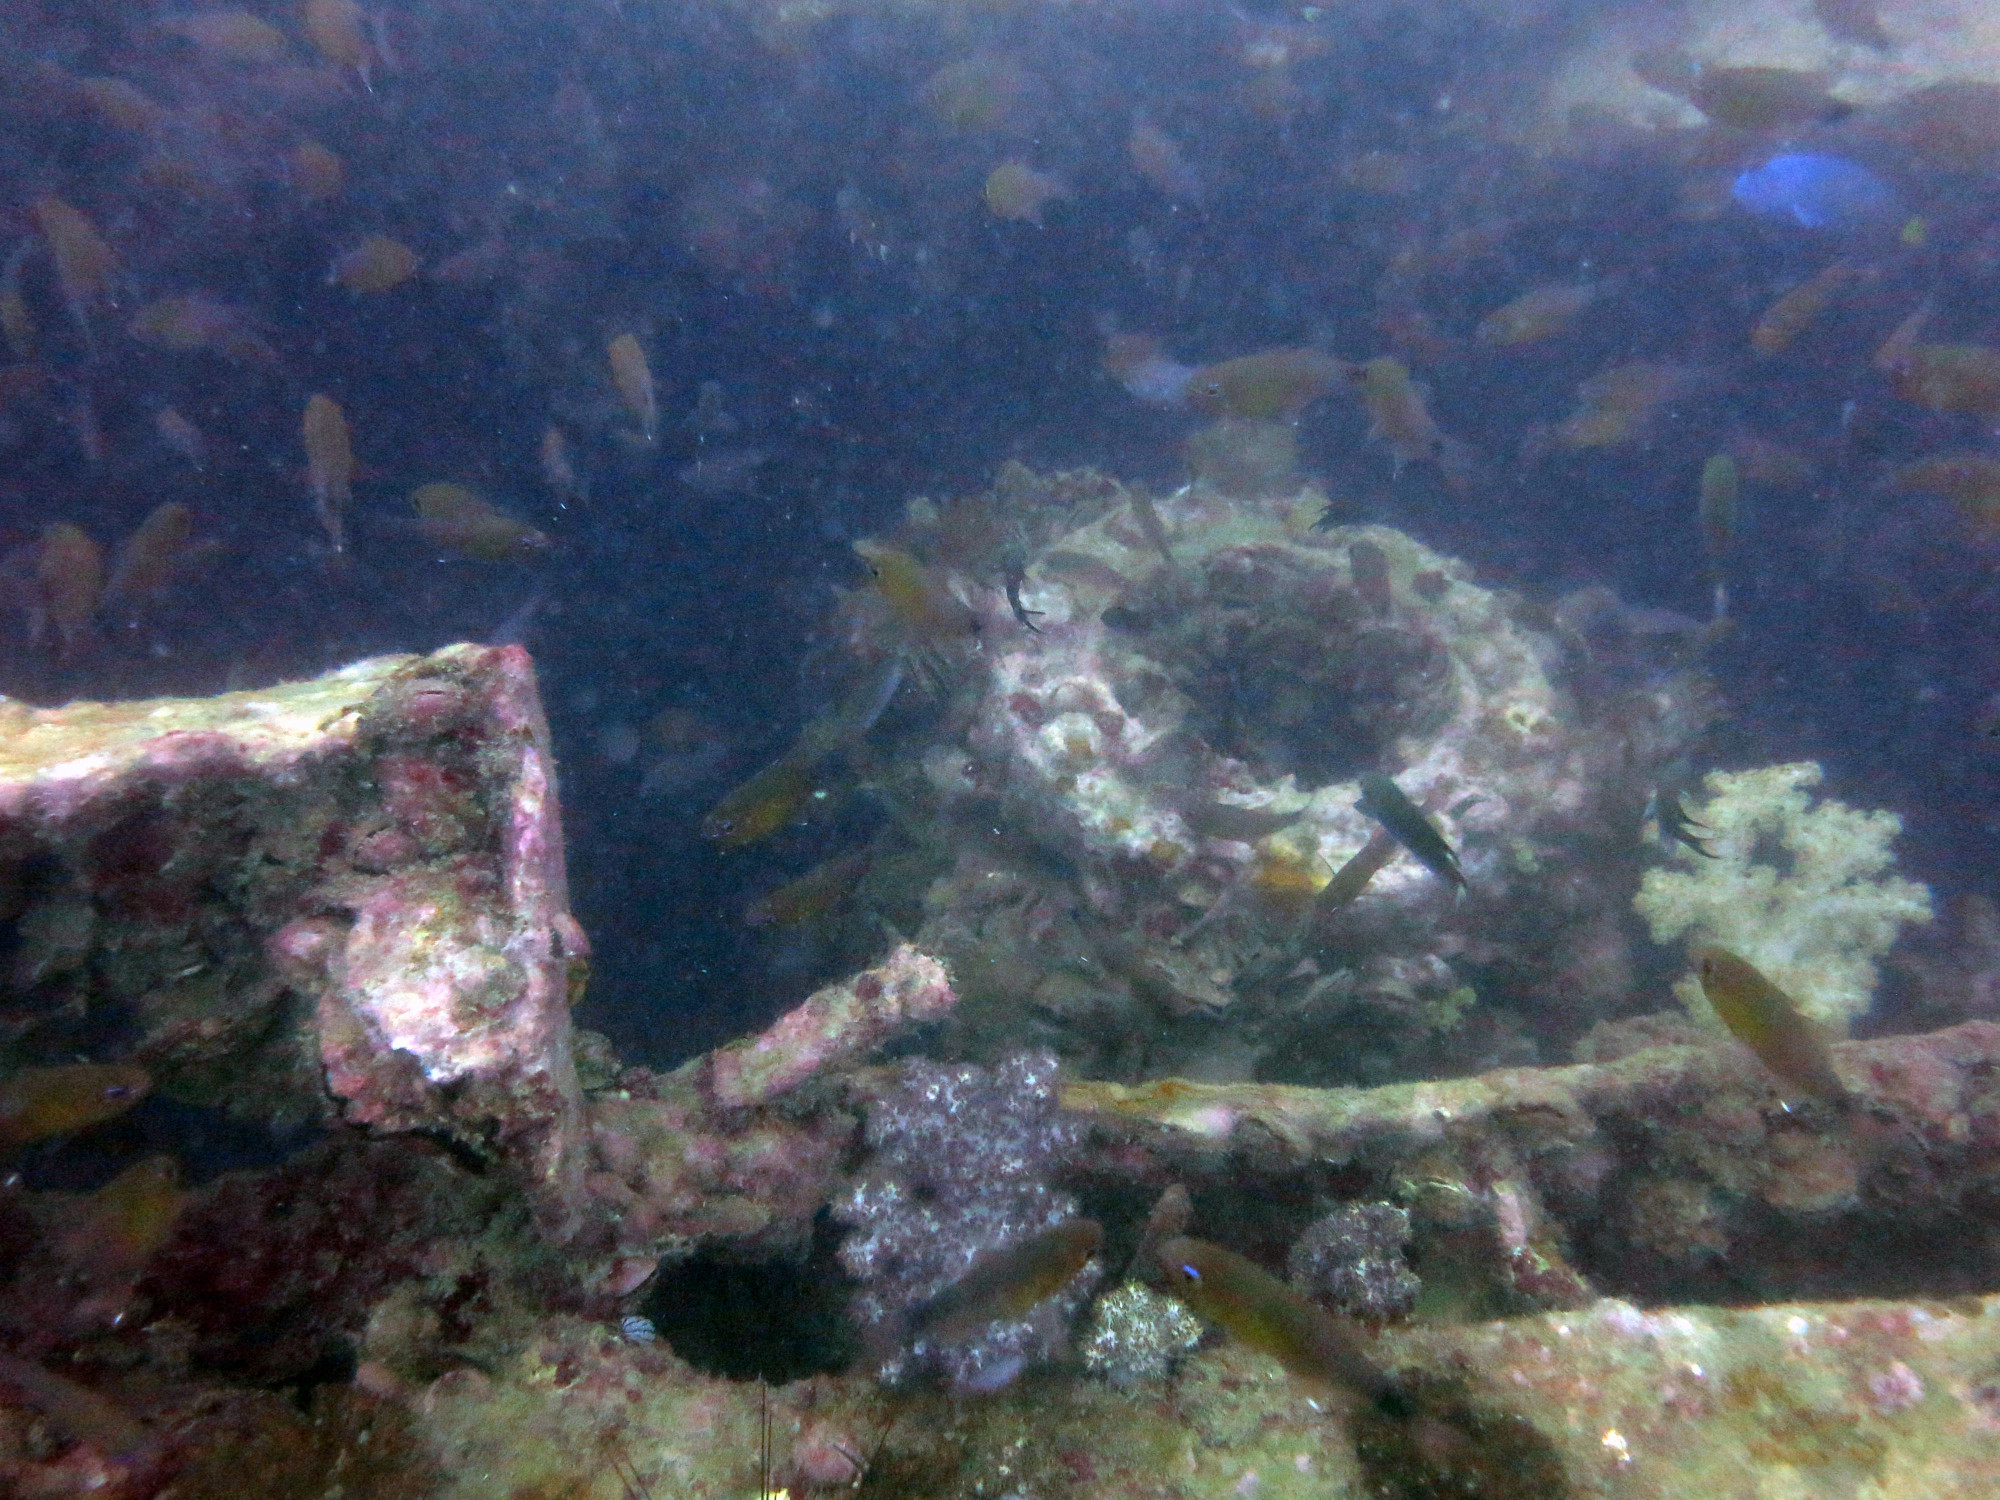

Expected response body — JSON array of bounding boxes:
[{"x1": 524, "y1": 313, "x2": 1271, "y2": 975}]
[
  {"x1": 642, "y1": 1212, "x2": 860, "y2": 1382},
  {"x1": 1106, "y1": 552, "x2": 1451, "y2": 786}
]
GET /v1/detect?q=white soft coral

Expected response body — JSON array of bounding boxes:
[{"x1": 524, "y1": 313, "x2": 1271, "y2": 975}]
[{"x1": 1635, "y1": 762, "x2": 1931, "y2": 1031}]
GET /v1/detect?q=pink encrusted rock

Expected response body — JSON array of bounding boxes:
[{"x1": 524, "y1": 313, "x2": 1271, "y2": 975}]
[
  {"x1": 0, "y1": 644, "x2": 591, "y2": 1240},
  {"x1": 704, "y1": 943, "x2": 957, "y2": 1110}
]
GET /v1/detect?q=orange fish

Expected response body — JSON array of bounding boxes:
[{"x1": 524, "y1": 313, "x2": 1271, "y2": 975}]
[
  {"x1": 1542, "y1": 362, "x2": 1691, "y2": 450},
  {"x1": 103, "y1": 502, "x2": 199, "y2": 618},
  {"x1": 0, "y1": 240, "x2": 33, "y2": 359},
  {"x1": 409, "y1": 483, "x2": 553, "y2": 562},
  {"x1": 76, "y1": 75, "x2": 165, "y2": 133},
  {"x1": 1891, "y1": 452, "x2": 2000, "y2": 528},
  {"x1": 328, "y1": 234, "x2": 419, "y2": 292},
  {"x1": 156, "y1": 10, "x2": 291, "y2": 62},
  {"x1": 302, "y1": 393, "x2": 353, "y2": 555},
  {"x1": 289, "y1": 140, "x2": 346, "y2": 201},
  {"x1": 129, "y1": 294, "x2": 277, "y2": 366},
  {"x1": 36, "y1": 523, "x2": 102, "y2": 660},
  {"x1": 303, "y1": 0, "x2": 374, "y2": 84},
  {"x1": 30, "y1": 197, "x2": 116, "y2": 336},
  {"x1": 1474, "y1": 283, "x2": 1597, "y2": 347},
  {"x1": 607, "y1": 332, "x2": 657, "y2": 443},
  {"x1": 984, "y1": 161, "x2": 1069, "y2": 225},
  {"x1": 1751, "y1": 263, "x2": 1863, "y2": 356},
  {"x1": 1348, "y1": 355, "x2": 1469, "y2": 483},
  {"x1": 1886, "y1": 344, "x2": 2000, "y2": 421}
]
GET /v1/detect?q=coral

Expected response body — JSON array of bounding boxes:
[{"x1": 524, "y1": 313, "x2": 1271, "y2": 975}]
[
  {"x1": 833, "y1": 466, "x2": 1713, "y2": 1084},
  {"x1": 1287, "y1": 1203, "x2": 1421, "y2": 1319},
  {"x1": 1077, "y1": 1281, "x2": 1207, "y2": 1386},
  {"x1": 1635, "y1": 761, "x2": 1933, "y2": 1031},
  {"x1": 833, "y1": 1053, "x2": 1097, "y2": 1390}
]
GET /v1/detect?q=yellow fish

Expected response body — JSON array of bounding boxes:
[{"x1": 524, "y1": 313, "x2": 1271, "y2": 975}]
[
  {"x1": 410, "y1": 483, "x2": 553, "y2": 562},
  {"x1": 1154, "y1": 1235, "x2": 1409, "y2": 1413},
  {"x1": 0, "y1": 1064, "x2": 149, "y2": 1150},
  {"x1": 607, "y1": 332, "x2": 657, "y2": 443},
  {"x1": 1695, "y1": 947, "x2": 1850, "y2": 1106},
  {"x1": 302, "y1": 393, "x2": 353, "y2": 555}
]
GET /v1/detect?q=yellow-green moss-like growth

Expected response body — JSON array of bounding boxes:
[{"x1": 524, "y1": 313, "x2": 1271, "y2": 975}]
[{"x1": 1635, "y1": 762, "x2": 1931, "y2": 1032}]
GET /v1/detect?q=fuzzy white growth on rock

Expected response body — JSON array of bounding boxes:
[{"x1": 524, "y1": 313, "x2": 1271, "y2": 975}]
[{"x1": 1635, "y1": 761, "x2": 1932, "y2": 1031}]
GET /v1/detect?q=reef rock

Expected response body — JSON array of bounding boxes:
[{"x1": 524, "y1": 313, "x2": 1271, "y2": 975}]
[{"x1": 0, "y1": 644, "x2": 590, "y2": 1237}]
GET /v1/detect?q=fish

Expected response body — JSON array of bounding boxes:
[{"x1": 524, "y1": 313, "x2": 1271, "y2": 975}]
[
  {"x1": 1695, "y1": 947, "x2": 1850, "y2": 1107},
  {"x1": 1356, "y1": 772, "x2": 1466, "y2": 893},
  {"x1": 1690, "y1": 66, "x2": 1852, "y2": 131},
  {"x1": 54, "y1": 1154, "x2": 187, "y2": 1277},
  {"x1": 1310, "y1": 827, "x2": 1400, "y2": 920},
  {"x1": 1646, "y1": 788, "x2": 1717, "y2": 858},
  {"x1": 700, "y1": 751, "x2": 825, "y2": 848},
  {"x1": 103, "y1": 502, "x2": 199, "y2": 618},
  {"x1": 540, "y1": 424, "x2": 588, "y2": 505},
  {"x1": 129, "y1": 294, "x2": 278, "y2": 366},
  {"x1": 607, "y1": 332, "x2": 657, "y2": 444},
  {"x1": 31, "y1": 197, "x2": 116, "y2": 340},
  {"x1": 1002, "y1": 563, "x2": 1043, "y2": 632},
  {"x1": 1103, "y1": 333, "x2": 1196, "y2": 408},
  {"x1": 0, "y1": 1064, "x2": 150, "y2": 1150},
  {"x1": 702, "y1": 657, "x2": 903, "y2": 846},
  {"x1": 1539, "y1": 362, "x2": 1690, "y2": 451},
  {"x1": 854, "y1": 538, "x2": 980, "y2": 657},
  {"x1": 1, "y1": 239, "x2": 34, "y2": 359},
  {"x1": 984, "y1": 162, "x2": 1069, "y2": 225},
  {"x1": 0, "y1": 1352, "x2": 157, "y2": 1470},
  {"x1": 1128, "y1": 118, "x2": 1201, "y2": 204},
  {"x1": 153, "y1": 407, "x2": 206, "y2": 469},
  {"x1": 1187, "y1": 348, "x2": 1348, "y2": 420},
  {"x1": 1884, "y1": 344, "x2": 2000, "y2": 421},
  {"x1": 919, "y1": 55, "x2": 1030, "y2": 132},
  {"x1": 1153, "y1": 1236, "x2": 1408, "y2": 1414},
  {"x1": 1128, "y1": 491, "x2": 1174, "y2": 564},
  {"x1": 1697, "y1": 452, "x2": 1738, "y2": 618},
  {"x1": 304, "y1": 0, "x2": 375, "y2": 86},
  {"x1": 1750, "y1": 262, "x2": 1864, "y2": 355},
  {"x1": 301, "y1": 393, "x2": 353, "y2": 556},
  {"x1": 908, "y1": 1219, "x2": 1102, "y2": 1346},
  {"x1": 745, "y1": 848, "x2": 873, "y2": 929},
  {"x1": 290, "y1": 140, "x2": 346, "y2": 202},
  {"x1": 36, "y1": 523, "x2": 102, "y2": 660},
  {"x1": 1347, "y1": 357, "x2": 1466, "y2": 480},
  {"x1": 76, "y1": 76, "x2": 165, "y2": 134},
  {"x1": 327, "y1": 234, "x2": 419, "y2": 292},
  {"x1": 155, "y1": 9, "x2": 291, "y2": 62},
  {"x1": 1732, "y1": 153, "x2": 1896, "y2": 230},
  {"x1": 410, "y1": 483, "x2": 553, "y2": 562},
  {"x1": 1474, "y1": 283, "x2": 1597, "y2": 346},
  {"x1": 1179, "y1": 798, "x2": 1304, "y2": 843},
  {"x1": 1892, "y1": 452, "x2": 2000, "y2": 529}
]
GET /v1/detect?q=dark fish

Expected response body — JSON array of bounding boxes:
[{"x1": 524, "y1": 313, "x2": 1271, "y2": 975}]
[
  {"x1": 1180, "y1": 798, "x2": 1304, "y2": 843},
  {"x1": 1649, "y1": 788, "x2": 1717, "y2": 859},
  {"x1": 0, "y1": 1064, "x2": 150, "y2": 1149},
  {"x1": 1312, "y1": 827, "x2": 1399, "y2": 917},
  {"x1": 1129, "y1": 491, "x2": 1174, "y2": 564},
  {"x1": 1355, "y1": 773, "x2": 1465, "y2": 893},
  {"x1": 1696, "y1": 947, "x2": 1850, "y2": 1107},
  {"x1": 1003, "y1": 562, "x2": 1043, "y2": 632},
  {"x1": 1154, "y1": 1235, "x2": 1409, "y2": 1416}
]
